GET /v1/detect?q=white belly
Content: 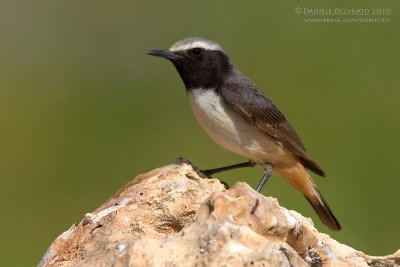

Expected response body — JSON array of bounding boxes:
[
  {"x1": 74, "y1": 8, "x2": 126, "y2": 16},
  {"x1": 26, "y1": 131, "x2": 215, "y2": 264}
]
[{"x1": 188, "y1": 89, "x2": 286, "y2": 163}]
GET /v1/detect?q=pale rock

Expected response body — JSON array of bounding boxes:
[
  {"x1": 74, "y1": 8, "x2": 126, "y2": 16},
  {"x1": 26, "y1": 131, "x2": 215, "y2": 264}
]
[{"x1": 39, "y1": 162, "x2": 400, "y2": 267}]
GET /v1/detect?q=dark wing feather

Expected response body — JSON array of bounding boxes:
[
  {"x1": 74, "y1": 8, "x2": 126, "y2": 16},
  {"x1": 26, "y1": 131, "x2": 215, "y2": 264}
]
[{"x1": 219, "y1": 78, "x2": 325, "y2": 177}]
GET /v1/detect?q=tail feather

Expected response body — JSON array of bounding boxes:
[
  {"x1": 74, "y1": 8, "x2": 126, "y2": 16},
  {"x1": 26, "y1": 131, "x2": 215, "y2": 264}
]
[
  {"x1": 305, "y1": 188, "x2": 341, "y2": 231},
  {"x1": 275, "y1": 161, "x2": 341, "y2": 231}
]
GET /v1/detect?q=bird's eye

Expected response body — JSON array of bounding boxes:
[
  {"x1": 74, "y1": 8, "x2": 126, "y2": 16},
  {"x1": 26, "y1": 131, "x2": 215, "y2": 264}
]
[{"x1": 190, "y1": 48, "x2": 202, "y2": 56}]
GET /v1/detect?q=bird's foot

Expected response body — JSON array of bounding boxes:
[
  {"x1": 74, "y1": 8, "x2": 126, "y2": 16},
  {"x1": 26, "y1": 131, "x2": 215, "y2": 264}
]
[{"x1": 175, "y1": 157, "x2": 230, "y2": 189}]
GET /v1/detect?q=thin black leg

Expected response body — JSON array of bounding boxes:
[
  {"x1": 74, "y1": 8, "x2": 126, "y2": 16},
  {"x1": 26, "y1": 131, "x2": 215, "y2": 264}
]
[
  {"x1": 175, "y1": 157, "x2": 256, "y2": 190},
  {"x1": 256, "y1": 162, "x2": 272, "y2": 192},
  {"x1": 201, "y1": 160, "x2": 256, "y2": 177}
]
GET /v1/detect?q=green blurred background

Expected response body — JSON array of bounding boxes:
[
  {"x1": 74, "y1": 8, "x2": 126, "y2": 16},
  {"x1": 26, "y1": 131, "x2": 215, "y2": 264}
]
[{"x1": 1, "y1": 1, "x2": 399, "y2": 265}]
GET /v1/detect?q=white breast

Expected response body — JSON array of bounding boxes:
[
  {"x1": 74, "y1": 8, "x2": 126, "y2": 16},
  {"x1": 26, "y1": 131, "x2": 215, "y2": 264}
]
[{"x1": 187, "y1": 89, "x2": 286, "y2": 163}]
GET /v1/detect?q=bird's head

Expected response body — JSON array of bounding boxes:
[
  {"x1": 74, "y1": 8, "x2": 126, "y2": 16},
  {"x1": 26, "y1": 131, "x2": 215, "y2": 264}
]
[{"x1": 147, "y1": 37, "x2": 234, "y2": 89}]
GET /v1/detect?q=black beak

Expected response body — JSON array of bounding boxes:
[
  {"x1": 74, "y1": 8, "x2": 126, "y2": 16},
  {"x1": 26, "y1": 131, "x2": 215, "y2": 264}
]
[{"x1": 146, "y1": 50, "x2": 183, "y2": 61}]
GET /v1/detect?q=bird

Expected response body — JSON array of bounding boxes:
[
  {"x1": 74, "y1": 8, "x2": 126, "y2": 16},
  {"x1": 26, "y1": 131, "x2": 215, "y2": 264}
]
[{"x1": 147, "y1": 37, "x2": 341, "y2": 231}]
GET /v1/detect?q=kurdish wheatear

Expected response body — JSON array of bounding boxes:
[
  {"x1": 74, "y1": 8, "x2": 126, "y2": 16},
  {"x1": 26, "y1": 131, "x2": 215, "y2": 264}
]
[{"x1": 147, "y1": 37, "x2": 341, "y2": 230}]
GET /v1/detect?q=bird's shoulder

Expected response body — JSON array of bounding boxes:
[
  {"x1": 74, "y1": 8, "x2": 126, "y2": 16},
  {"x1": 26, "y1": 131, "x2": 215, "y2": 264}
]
[{"x1": 219, "y1": 72, "x2": 287, "y2": 125}]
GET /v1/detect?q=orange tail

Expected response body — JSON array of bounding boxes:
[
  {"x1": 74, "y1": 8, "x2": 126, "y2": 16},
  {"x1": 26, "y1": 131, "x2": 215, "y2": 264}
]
[{"x1": 275, "y1": 161, "x2": 341, "y2": 231}]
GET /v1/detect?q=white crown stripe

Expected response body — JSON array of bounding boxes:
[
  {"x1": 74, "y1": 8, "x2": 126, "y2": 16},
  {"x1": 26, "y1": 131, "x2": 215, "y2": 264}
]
[{"x1": 169, "y1": 39, "x2": 223, "y2": 52}]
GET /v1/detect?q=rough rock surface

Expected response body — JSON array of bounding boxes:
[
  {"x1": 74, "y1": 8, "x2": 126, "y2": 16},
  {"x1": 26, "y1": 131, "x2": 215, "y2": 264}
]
[{"x1": 39, "y1": 162, "x2": 400, "y2": 267}]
